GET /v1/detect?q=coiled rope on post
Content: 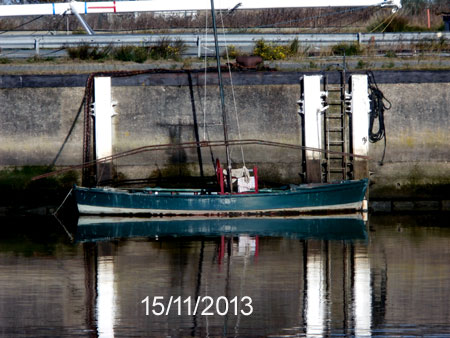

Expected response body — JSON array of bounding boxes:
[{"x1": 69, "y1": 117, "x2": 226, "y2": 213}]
[{"x1": 367, "y1": 70, "x2": 391, "y2": 165}]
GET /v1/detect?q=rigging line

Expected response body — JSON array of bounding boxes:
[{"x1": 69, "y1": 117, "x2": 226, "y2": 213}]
[
  {"x1": 32, "y1": 139, "x2": 369, "y2": 181},
  {"x1": 203, "y1": 9, "x2": 208, "y2": 141},
  {"x1": 219, "y1": 2, "x2": 246, "y2": 167},
  {"x1": 201, "y1": 11, "x2": 217, "y2": 168},
  {"x1": 51, "y1": 98, "x2": 85, "y2": 166}
]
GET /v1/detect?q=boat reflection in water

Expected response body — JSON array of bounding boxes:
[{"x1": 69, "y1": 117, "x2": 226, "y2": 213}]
[
  {"x1": 75, "y1": 215, "x2": 374, "y2": 337},
  {"x1": 75, "y1": 215, "x2": 367, "y2": 242}
]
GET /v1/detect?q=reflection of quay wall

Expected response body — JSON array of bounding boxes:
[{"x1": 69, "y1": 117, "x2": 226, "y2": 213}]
[
  {"x1": 369, "y1": 215, "x2": 450, "y2": 327},
  {"x1": 0, "y1": 246, "x2": 88, "y2": 335},
  {"x1": 2, "y1": 222, "x2": 450, "y2": 335},
  {"x1": 0, "y1": 71, "x2": 449, "y2": 199}
]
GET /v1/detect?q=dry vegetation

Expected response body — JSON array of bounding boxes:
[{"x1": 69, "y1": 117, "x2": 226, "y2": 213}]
[
  {"x1": 0, "y1": 0, "x2": 449, "y2": 33},
  {"x1": 0, "y1": 1, "x2": 449, "y2": 67}
]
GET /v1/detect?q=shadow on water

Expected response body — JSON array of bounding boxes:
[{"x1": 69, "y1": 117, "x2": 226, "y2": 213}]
[{"x1": 1, "y1": 213, "x2": 450, "y2": 337}]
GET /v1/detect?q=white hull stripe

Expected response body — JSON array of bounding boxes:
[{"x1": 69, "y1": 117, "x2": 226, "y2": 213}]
[{"x1": 77, "y1": 201, "x2": 362, "y2": 215}]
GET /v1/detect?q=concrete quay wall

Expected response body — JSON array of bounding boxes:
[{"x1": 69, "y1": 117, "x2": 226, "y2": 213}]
[{"x1": 0, "y1": 70, "x2": 449, "y2": 201}]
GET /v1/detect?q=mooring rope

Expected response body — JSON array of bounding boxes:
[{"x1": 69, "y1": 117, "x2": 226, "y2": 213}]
[{"x1": 53, "y1": 187, "x2": 73, "y2": 216}]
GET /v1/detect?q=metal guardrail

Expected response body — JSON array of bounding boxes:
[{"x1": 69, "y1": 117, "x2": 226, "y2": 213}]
[{"x1": 0, "y1": 32, "x2": 448, "y2": 57}]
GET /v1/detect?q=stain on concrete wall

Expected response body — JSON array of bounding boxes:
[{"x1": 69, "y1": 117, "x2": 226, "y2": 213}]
[
  {"x1": 0, "y1": 72, "x2": 448, "y2": 198},
  {"x1": 368, "y1": 83, "x2": 450, "y2": 199}
]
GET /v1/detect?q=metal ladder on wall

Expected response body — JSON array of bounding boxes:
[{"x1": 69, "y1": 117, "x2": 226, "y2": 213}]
[{"x1": 322, "y1": 71, "x2": 353, "y2": 182}]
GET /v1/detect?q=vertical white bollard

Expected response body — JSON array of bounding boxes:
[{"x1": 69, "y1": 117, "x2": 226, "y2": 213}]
[
  {"x1": 350, "y1": 75, "x2": 370, "y2": 161},
  {"x1": 299, "y1": 75, "x2": 325, "y2": 182},
  {"x1": 350, "y1": 75, "x2": 370, "y2": 209},
  {"x1": 94, "y1": 77, "x2": 115, "y2": 183}
]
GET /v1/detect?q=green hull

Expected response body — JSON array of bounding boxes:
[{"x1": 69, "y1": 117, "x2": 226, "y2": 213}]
[{"x1": 74, "y1": 179, "x2": 368, "y2": 216}]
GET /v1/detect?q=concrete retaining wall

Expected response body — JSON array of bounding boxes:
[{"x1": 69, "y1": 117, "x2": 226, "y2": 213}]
[{"x1": 1, "y1": 70, "x2": 449, "y2": 200}]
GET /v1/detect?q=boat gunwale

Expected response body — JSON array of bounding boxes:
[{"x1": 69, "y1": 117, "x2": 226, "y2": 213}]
[{"x1": 74, "y1": 178, "x2": 368, "y2": 200}]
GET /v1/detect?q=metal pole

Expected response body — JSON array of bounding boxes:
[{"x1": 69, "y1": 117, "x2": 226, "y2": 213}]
[
  {"x1": 210, "y1": 0, "x2": 232, "y2": 192},
  {"x1": 34, "y1": 39, "x2": 40, "y2": 56},
  {"x1": 70, "y1": 2, "x2": 95, "y2": 35},
  {"x1": 197, "y1": 37, "x2": 202, "y2": 58}
]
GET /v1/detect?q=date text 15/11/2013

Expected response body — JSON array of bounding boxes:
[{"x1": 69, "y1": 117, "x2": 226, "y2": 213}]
[{"x1": 141, "y1": 296, "x2": 253, "y2": 316}]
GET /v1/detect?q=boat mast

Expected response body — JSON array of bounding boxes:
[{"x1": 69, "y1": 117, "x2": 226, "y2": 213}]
[{"x1": 210, "y1": 0, "x2": 233, "y2": 192}]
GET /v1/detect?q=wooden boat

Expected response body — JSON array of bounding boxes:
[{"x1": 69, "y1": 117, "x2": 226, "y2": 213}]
[
  {"x1": 73, "y1": 178, "x2": 368, "y2": 216},
  {"x1": 70, "y1": 1, "x2": 371, "y2": 217},
  {"x1": 75, "y1": 214, "x2": 367, "y2": 242}
]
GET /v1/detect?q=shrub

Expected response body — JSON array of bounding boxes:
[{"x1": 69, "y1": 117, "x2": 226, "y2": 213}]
[
  {"x1": 309, "y1": 61, "x2": 318, "y2": 69},
  {"x1": 382, "y1": 61, "x2": 395, "y2": 69},
  {"x1": 414, "y1": 37, "x2": 449, "y2": 53},
  {"x1": 289, "y1": 38, "x2": 299, "y2": 55},
  {"x1": 149, "y1": 38, "x2": 186, "y2": 61},
  {"x1": 72, "y1": 29, "x2": 88, "y2": 35},
  {"x1": 356, "y1": 59, "x2": 369, "y2": 69},
  {"x1": 67, "y1": 44, "x2": 111, "y2": 60},
  {"x1": 385, "y1": 50, "x2": 397, "y2": 58},
  {"x1": 113, "y1": 45, "x2": 148, "y2": 63},
  {"x1": 253, "y1": 39, "x2": 293, "y2": 60},
  {"x1": 172, "y1": 38, "x2": 188, "y2": 58},
  {"x1": 225, "y1": 45, "x2": 240, "y2": 58},
  {"x1": 67, "y1": 45, "x2": 90, "y2": 59},
  {"x1": 66, "y1": 40, "x2": 187, "y2": 63},
  {"x1": 368, "y1": 16, "x2": 428, "y2": 33},
  {"x1": 331, "y1": 43, "x2": 364, "y2": 56}
]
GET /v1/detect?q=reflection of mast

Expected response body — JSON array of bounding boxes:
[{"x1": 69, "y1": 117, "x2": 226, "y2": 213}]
[
  {"x1": 83, "y1": 243, "x2": 98, "y2": 338},
  {"x1": 191, "y1": 240, "x2": 205, "y2": 336}
]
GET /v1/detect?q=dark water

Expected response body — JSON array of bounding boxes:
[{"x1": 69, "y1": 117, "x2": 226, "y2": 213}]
[{"x1": 1, "y1": 213, "x2": 450, "y2": 337}]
